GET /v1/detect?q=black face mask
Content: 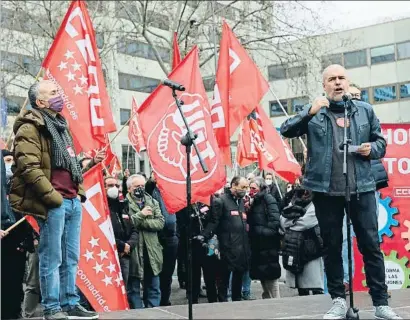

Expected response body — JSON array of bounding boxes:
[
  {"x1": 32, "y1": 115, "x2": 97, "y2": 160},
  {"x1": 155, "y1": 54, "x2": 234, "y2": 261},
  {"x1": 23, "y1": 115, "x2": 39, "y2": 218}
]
[{"x1": 133, "y1": 186, "x2": 145, "y2": 199}]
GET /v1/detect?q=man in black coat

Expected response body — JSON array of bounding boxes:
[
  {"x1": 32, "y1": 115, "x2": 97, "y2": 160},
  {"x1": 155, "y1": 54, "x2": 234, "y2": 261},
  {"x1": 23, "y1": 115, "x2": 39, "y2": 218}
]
[
  {"x1": 201, "y1": 176, "x2": 251, "y2": 302},
  {"x1": 105, "y1": 176, "x2": 138, "y2": 287}
]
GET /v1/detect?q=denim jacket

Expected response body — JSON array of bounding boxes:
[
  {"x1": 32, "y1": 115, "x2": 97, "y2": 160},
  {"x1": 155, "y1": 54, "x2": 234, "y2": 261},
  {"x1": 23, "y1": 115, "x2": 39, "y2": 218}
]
[{"x1": 280, "y1": 100, "x2": 386, "y2": 194}]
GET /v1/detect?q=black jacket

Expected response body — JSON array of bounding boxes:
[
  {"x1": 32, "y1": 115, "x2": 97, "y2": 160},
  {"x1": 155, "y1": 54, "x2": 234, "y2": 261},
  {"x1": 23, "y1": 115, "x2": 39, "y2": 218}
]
[
  {"x1": 108, "y1": 198, "x2": 138, "y2": 254},
  {"x1": 248, "y1": 190, "x2": 281, "y2": 280},
  {"x1": 201, "y1": 190, "x2": 250, "y2": 272},
  {"x1": 371, "y1": 159, "x2": 389, "y2": 190}
]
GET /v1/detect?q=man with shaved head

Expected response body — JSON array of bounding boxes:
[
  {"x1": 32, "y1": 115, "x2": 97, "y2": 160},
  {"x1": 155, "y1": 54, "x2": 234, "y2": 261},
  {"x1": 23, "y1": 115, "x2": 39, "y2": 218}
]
[
  {"x1": 9, "y1": 80, "x2": 98, "y2": 320},
  {"x1": 280, "y1": 65, "x2": 401, "y2": 319}
]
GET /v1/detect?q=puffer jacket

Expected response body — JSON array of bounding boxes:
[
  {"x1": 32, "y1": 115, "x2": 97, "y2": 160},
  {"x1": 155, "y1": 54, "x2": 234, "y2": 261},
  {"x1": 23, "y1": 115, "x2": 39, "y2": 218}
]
[
  {"x1": 9, "y1": 108, "x2": 86, "y2": 219},
  {"x1": 371, "y1": 159, "x2": 389, "y2": 190}
]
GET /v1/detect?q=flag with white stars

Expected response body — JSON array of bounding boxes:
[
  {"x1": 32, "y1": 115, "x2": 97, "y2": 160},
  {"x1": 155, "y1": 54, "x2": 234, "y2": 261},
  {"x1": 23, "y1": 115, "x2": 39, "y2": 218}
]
[
  {"x1": 42, "y1": 0, "x2": 116, "y2": 153},
  {"x1": 77, "y1": 164, "x2": 129, "y2": 312}
]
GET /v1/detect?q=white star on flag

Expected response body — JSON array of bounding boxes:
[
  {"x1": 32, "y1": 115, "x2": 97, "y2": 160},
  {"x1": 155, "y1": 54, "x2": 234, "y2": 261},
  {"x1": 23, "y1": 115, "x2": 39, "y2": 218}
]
[
  {"x1": 64, "y1": 49, "x2": 75, "y2": 60},
  {"x1": 97, "y1": 249, "x2": 108, "y2": 261},
  {"x1": 73, "y1": 84, "x2": 84, "y2": 95},
  {"x1": 82, "y1": 249, "x2": 94, "y2": 262},
  {"x1": 57, "y1": 61, "x2": 68, "y2": 71},
  {"x1": 114, "y1": 275, "x2": 122, "y2": 287},
  {"x1": 102, "y1": 275, "x2": 113, "y2": 286},
  {"x1": 65, "y1": 71, "x2": 76, "y2": 82},
  {"x1": 93, "y1": 262, "x2": 104, "y2": 274},
  {"x1": 88, "y1": 237, "x2": 100, "y2": 248},
  {"x1": 71, "y1": 61, "x2": 81, "y2": 72},
  {"x1": 106, "y1": 261, "x2": 116, "y2": 274},
  {"x1": 79, "y1": 74, "x2": 88, "y2": 85}
]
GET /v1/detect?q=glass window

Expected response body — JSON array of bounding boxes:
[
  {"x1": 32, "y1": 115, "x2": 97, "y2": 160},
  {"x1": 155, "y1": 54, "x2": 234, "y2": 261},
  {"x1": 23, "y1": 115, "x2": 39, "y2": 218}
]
[
  {"x1": 122, "y1": 145, "x2": 136, "y2": 173},
  {"x1": 269, "y1": 100, "x2": 287, "y2": 117},
  {"x1": 147, "y1": 11, "x2": 170, "y2": 31},
  {"x1": 1, "y1": 51, "x2": 21, "y2": 73},
  {"x1": 361, "y1": 89, "x2": 370, "y2": 103},
  {"x1": 343, "y1": 49, "x2": 367, "y2": 69},
  {"x1": 321, "y1": 54, "x2": 342, "y2": 70},
  {"x1": 96, "y1": 32, "x2": 104, "y2": 49},
  {"x1": 202, "y1": 76, "x2": 215, "y2": 92},
  {"x1": 4, "y1": 96, "x2": 25, "y2": 115},
  {"x1": 400, "y1": 83, "x2": 410, "y2": 99},
  {"x1": 268, "y1": 65, "x2": 286, "y2": 81},
  {"x1": 120, "y1": 108, "x2": 131, "y2": 125},
  {"x1": 373, "y1": 85, "x2": 397, "y2": 102},
  {"x1": 287, "y1": 65, "x2": 306, "y2": 78},
  {"x1": 139, "y1": 159, "x2": 145, "y2": 173},
  {"x1": 291, "y1": 97, "x2": 309, "y2": 113},
  {"x1": 370, "y1": 45, "x2": 395, "y2": 64},
  {"x1": 118, "y1": 72, "x2": 160, "y2": 93},
  {"x1": 397, "y1": 41, "x2": 410, "y2": 60}
]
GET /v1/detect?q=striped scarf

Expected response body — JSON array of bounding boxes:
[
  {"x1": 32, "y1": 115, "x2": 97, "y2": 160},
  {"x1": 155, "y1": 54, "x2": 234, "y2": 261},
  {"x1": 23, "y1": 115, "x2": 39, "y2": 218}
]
[{"x1": 39, "y1": 109, "x2": 83, "y2": 184}]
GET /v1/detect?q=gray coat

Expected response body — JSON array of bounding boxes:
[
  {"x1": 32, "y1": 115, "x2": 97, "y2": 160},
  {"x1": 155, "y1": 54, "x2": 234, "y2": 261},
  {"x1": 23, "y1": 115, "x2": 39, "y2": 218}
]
[{"x1": 280, "y1": 203, "x2": 324, "y2": 290}]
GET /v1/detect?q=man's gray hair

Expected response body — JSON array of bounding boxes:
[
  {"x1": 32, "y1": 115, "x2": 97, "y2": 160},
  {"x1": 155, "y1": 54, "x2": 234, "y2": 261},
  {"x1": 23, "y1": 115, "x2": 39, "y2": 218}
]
[
  {"x1": 28, "y1": 82, "x2": 40, "y2": 108},
  {"x1": 126, "y1": 173, "x2": 146, "y2": 189},
  {"x1": 253, "y1": 176, "x2": 267, "y2": 190}
]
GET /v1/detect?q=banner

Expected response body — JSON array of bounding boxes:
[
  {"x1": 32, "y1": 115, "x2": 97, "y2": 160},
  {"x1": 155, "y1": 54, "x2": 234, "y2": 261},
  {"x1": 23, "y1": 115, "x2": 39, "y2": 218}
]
[
  {"x1": 77, "y1": 164, "x2": 129, "y2": 311},
  {"x1": 353, "y1": 124, "x2": 410, "y2": 291}
]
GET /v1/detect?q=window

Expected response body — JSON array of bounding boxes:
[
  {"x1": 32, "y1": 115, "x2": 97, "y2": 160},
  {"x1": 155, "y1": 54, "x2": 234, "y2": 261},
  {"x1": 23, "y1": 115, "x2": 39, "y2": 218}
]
[
  {"x1": 117, "y1": 40, "x2": 170, "y2": 63},
  {"x1": 373, "y1": 85, "x2": 397, "y2": 102},
  {"x1": 400, "y1": 83, "x2": 410, "y2": 99},
  {"x1": 291, "y1": 97, "x2": 309, "y2": 113},
  {"x1": 2, "y1": 96, "x2": 25, "y2": 116},
  {"x1": 287, "y1": 65, "x2": 306, "y2": 78},
  {"x1": 343, "y1": 49, "x2": 367, "y2": 69},
  {"x1": 268, "y1": 65, "x2": 286, "y2": 81},
  {"x1": 1, "y1": 51, "x2": 41, "y2": 75},
  {"x1": 269, "y1": 100, "x2": 287, "y2": 117},
  {"x1": 86, "y1": 0, "x2": 105, "y2": 12},
  {"x1": 115, "y1": 2, "x2": 139, "y2": 19},
  {"x1": 397, "y1": 41, "x2": 410, "y2": 60},
  {"x1": 122, "y1": 145, "x2": 136, "y2": 173},
  {"x1": 139, "y1": 159, "x2": 145, "y2": 173},
  {"x1": 361, "y1": 89, "x2": 370, "y2": 103},
  {"x1": 120, "y1": 108, "x2": 131, "y2": 125},
  {"x1": 118, "y1": 72, "x2": 160, "y2": 93},
  {"x1": 370, "y1": 45, "x2": 395, "y2": 64},
  {"x1": 96, "y1": 32, "x2": 104, "y2": 49},
  {"x1": 147, "y1": 11, "x2": 170, "y2": 31},
  {"x1": 321, "y1": 54, "x2": 342, "y2": 70},
  {"x1": 202, "y1": 76, "x2": 215, "y2": 92}
]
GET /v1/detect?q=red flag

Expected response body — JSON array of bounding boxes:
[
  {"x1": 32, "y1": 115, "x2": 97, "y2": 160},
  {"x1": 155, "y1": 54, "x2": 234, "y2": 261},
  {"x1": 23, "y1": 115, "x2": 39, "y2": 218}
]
[
  {"x1": 108, "y1": 155, "x2": 121, "y2": 178},
  {"x1": 42, "y1": 0, "x2": 116, "y2": 153},
  {"x1": 238, "y1": 106, "x2": 301, "y2": 183},
  {"x1": 172, "y1": 32, "x2": 181, "y2": 70},
  {"x1": 211, "y1": 21, "x2": 269, "y2": 166},
  {"x1": 25, "y1": 215, "x2": 40, "y2": 235},
  {"x1": 137, "y1": 46, "x2": 226, "y2": 213},
  {"x1": 77, "y1": 164, "x2": 129, "y2": 311},
  {"x1": 128, "y1": 97, "x2": 146, "y2": 153}
]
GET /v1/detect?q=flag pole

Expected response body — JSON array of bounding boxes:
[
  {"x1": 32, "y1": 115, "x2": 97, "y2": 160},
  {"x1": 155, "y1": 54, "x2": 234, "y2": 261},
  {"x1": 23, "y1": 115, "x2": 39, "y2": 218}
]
[
  {"x1": 6, "y1": 67, "x2": 44, "y2": 150},
  {"x1": 268, "y1": 86, "x2": 307, "y2": 151},
  {"x1": 272, "y1": 173, "x2": 283, "y2": 199}
]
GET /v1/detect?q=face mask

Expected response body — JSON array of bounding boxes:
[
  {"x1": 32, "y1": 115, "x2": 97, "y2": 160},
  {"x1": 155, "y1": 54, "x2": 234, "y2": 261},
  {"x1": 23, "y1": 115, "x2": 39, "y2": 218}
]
[
  {"x1": 106, "y1": 186, "x2": 119, "y2": 199},
  {"x1": 133, "y1": 186, "x2": 145, "y2": 199},
  {"x1": 5, "y1": 163, "x2": 13, "y2": 179},
  {"x1": 265, "y1": 179, "x2": 272, "y2": 186},
  {"x1": 236, "y1": 189, "x2": 246, "y2": 198},
  {"x1": 48, "y1": 95, "x2": 64, "y2": 112},
  {"x1": 249, "y1": 189, "x2": 258, "y2": 198}
]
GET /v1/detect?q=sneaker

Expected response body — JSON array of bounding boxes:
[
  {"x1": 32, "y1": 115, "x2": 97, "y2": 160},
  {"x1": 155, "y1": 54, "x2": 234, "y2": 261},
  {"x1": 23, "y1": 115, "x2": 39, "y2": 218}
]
[
  {"x1": 65, "y1": 305, "x2": 99, "y2": 319},
  {"x1": 323, "y1": 297, "x2": 347, "y2": 319},
  {"x1": 242, "y1": 292, "x2": 256, "y2": 301},
  {"x1": 43, "y1": 311, "x2": 68, "y2": 320},
  {"x1": 375, "y1": 306, "x2": 402, "y2": 320}
]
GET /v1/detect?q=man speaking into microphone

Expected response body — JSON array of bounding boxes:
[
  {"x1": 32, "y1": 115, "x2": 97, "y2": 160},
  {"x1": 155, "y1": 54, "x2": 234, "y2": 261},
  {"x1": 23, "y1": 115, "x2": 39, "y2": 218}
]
[{"x1": 280, "y1": 65, "x2": 401, "y2": 320}]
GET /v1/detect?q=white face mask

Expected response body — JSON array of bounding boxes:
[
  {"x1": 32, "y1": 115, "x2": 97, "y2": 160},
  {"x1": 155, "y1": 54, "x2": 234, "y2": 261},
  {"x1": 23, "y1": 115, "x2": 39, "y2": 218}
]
[
  {"x1": 5, "y1": 163, "x2": 13, "y2": 179},
  {"x1": 106, "y1": 186, "x2": 119, "y2": 199},
  {"x1": 265, "y1": 179, "x2": 272, "y2": 186}
]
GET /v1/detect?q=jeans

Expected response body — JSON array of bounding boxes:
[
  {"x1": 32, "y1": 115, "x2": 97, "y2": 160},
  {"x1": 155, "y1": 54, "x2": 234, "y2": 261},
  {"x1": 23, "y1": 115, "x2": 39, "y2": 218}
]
[
  {"x1": 37, "y1": 198, "x2": 82, "y2": 315},
  {"x1": 313, "y1": 192, "x2": 388, "y2": 306},
  {"x1": 127, "y1": 255, "x2": 161, "y2": 309},
  {"x1": 242, "y1": 270, "x2": 252, "y2": 294},
  {"x1": 23, "y1": 247, "x2": 41, "y2": 318}
]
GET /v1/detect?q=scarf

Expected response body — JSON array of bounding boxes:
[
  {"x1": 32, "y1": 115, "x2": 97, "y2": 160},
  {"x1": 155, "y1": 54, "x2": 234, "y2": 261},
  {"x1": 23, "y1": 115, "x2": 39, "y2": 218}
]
[
  {"x1": 329, "y1": 100, "x2": 348, "y2": 113},
  {"x1": 39, "y1": 109, "x2": 83, "y2": 184}
]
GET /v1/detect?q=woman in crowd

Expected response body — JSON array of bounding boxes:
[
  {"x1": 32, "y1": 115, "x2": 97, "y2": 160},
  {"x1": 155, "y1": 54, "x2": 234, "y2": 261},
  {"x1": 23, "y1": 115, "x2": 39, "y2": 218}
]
[{"x1": 247, "y1": 177, "x2": 282, "y2": 299}]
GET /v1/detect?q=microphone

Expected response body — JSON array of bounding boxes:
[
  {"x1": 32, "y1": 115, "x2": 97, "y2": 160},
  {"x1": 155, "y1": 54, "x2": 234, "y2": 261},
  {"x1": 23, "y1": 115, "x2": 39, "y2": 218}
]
[
  {"x1": 342, "y1": 92, "x2": 352, "y2": 102},
  {"x1": 162, "y1": 79, "x2": 185, "y2": 91}
]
